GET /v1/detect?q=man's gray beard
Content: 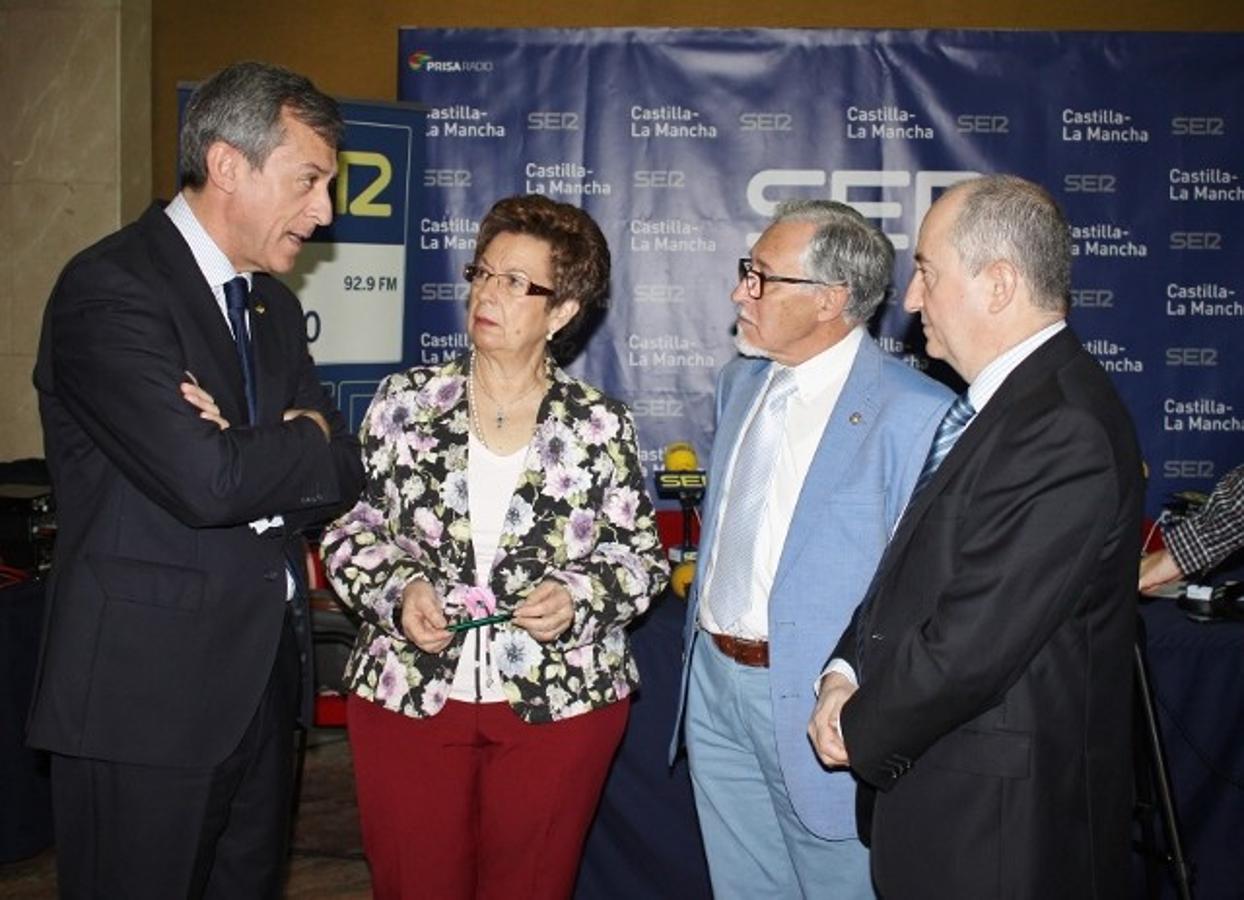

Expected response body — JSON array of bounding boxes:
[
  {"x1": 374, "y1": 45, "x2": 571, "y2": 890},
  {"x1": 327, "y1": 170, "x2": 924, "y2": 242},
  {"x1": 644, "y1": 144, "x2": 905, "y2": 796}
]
[{"x1": 733, "y1": 329, "x2": 772, "y2": 360}]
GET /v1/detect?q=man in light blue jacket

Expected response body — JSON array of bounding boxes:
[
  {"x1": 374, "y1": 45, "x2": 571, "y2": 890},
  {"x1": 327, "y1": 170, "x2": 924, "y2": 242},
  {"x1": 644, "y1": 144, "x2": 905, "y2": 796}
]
[{"x1": 671, "y1": 200, "x2": 952, "y2": 898}]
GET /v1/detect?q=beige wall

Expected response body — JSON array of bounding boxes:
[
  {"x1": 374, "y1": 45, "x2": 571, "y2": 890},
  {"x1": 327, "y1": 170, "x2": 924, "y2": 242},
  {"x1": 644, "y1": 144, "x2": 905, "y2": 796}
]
[
  {"x1": 0, "y1": 0, "x2": 150, "y2": 462},
  {"x1": 2, "y1": 0, "x2": 1242, "y2": 461}
]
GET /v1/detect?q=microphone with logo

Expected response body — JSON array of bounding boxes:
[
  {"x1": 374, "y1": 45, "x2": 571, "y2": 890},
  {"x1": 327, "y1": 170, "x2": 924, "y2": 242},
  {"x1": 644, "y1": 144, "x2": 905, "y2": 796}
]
[{"x1": 655, "y1": 441, "x2": 706, "y2": 600}]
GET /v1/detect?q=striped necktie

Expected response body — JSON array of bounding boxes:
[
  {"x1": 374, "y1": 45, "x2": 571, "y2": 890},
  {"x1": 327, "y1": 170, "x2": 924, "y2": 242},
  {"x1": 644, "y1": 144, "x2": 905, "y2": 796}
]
[{"x1": 912, "y1": 393, "x2": 975, "y2": 496}]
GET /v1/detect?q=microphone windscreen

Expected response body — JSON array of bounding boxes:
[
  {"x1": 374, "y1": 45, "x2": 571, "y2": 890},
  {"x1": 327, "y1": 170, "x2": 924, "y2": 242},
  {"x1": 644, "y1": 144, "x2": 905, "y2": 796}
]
[
  {"x1": 663, "y1": 441, "x2": 699, "y2": 472},
  {"x1": 670, "y1": 560, "x2": 696, "y2": 599}
]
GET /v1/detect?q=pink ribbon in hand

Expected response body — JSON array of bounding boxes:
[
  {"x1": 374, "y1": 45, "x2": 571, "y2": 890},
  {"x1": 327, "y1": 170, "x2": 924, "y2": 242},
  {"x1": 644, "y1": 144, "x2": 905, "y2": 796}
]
[{"x1": 446, "y1": 584, "x2": 498, "y2": 620}]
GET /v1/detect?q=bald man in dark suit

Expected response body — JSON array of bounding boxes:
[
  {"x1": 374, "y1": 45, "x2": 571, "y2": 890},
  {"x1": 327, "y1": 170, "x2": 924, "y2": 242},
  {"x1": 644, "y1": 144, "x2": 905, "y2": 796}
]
[{"x1": 811, "y1": 175, "x2": 1143, "y2": 899}]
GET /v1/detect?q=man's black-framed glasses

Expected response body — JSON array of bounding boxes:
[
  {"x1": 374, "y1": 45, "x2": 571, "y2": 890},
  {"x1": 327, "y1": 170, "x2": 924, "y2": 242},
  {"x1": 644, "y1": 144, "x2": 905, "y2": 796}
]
[
  {"x1": 737, "y1": 258, "x2": 845, "y2": 300},
  {"x1": 463, "y1": 263, "x2": 555, "y2": 299}
]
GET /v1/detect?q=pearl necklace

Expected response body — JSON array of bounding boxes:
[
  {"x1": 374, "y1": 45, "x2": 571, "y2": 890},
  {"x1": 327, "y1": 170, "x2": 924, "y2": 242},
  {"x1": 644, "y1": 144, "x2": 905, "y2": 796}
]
[{"x1": 468, "y1": 352, "x2": 545, "y2": 446}]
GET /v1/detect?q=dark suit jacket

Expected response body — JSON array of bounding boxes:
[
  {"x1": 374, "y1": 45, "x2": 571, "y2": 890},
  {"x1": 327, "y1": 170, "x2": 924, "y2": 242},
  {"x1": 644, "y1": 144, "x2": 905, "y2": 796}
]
[
  {"x1": 28, "y1": 202, "x2": 364, "y2": 768},
  {"x1": 834, "y1": 328, "x2": 1142, "y2": 899}
]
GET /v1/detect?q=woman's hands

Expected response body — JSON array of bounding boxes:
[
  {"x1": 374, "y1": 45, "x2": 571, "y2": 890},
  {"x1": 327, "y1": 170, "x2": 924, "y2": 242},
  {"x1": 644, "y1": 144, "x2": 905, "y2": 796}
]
[
  {"x1": 399, "y1": 579, "x2": 452, "y2": 653},
  {"x1": 399, "y1": 578, "x2": 573, "y2": 650},
  {"x1": 513, "y1": 580, "x2": 573, "y2": 643}
]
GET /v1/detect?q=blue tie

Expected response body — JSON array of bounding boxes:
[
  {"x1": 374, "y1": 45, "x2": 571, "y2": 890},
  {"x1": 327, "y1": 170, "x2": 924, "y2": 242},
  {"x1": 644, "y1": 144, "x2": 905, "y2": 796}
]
[
  {"x1": 707, "y1": 366, "x2": 798, "y2": 629},
  {"x1": 223, "y1": 276, "x2": 257, "y2": 424},
  {"x1": 912, "y1": 393, "x2": 975, "y2": 496}
]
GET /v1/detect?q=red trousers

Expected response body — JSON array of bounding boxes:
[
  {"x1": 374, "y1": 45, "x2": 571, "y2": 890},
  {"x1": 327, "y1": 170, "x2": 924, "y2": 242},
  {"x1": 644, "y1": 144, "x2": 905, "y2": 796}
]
[{"x1": 347, "y1": 694, "x2": 628, "y2": 900}]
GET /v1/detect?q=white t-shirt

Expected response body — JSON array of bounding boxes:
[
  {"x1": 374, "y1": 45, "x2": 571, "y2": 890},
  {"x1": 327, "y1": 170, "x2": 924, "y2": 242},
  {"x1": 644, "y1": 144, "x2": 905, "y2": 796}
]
[{"x1": 448, "y1": 431, "x2": 529, "y2": 703}]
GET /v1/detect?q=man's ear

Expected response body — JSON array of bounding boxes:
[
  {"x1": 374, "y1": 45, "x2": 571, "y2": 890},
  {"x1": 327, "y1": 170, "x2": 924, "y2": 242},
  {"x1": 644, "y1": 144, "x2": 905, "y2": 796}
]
[
  {"x1": 985, "y1": 259, "x2": 1019, "y2": 314},
  {"x1": 204, "y1": 141, "x2": 242, "y2": 195},
  {"x1": 815, "y1": 283, "x2": 849, "y2": 323}
]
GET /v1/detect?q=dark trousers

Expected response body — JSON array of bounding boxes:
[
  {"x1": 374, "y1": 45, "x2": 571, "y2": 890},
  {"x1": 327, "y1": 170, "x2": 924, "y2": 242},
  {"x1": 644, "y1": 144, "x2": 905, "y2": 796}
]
[{"x1": 50, "y1": 612, "x2": 300, "y2": 900}]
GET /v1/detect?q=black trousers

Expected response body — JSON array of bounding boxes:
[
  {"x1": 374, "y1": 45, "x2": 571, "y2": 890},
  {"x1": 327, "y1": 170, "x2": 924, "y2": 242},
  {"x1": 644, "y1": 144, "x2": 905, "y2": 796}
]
[{"x1": 50, "y1": 611, "x2": 301, "y2": 900}]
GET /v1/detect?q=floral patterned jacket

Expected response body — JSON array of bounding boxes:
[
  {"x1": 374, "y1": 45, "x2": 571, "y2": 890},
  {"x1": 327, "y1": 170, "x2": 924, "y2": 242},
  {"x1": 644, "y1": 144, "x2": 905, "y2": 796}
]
[{"x1": 321, "y1": 354, "x2": 669, "y2": 724}]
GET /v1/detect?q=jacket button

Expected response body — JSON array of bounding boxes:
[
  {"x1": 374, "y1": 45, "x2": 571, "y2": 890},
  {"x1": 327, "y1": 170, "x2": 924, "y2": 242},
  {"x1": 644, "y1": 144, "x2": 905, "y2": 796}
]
[{"x1": 264, "y1": 570, "x2": 280, "y2": 581}]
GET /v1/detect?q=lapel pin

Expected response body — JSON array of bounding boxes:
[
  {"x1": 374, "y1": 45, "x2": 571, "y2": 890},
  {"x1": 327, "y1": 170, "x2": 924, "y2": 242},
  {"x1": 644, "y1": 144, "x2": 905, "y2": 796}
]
[
  {"x1": 849, "y1": 412, "x2": 863, "y2": 425},
  {"x1": 254, "y1": 302, "x2": 266, "y2": 315}
]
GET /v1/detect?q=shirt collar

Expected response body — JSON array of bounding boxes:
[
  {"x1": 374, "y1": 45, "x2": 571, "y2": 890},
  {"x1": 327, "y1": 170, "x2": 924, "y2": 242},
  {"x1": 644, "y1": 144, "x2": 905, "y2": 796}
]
[
  {"x1": 164, "y1": 192, "x2": 251, "y2": 293},
  {"x1": 783, "y1": 325, "x2": 865, "y2": 399},
  {"x1": 968, "y1": 319, "x2": 1066, "y2": 412}
]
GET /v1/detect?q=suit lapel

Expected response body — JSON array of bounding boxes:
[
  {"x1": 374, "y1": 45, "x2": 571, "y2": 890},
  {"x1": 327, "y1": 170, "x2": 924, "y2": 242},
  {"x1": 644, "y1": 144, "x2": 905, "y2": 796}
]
[
  {"x1": 140, "y1": 204, "x2": 252, "y2": 423},
  {"x1": 770, "y1": 336, "x2": 881, "y2": 596},
  {"x1": 249, "y1": 277, "x2": 281, "y2": 424},
  {"x1": 878, "y1": 328, "x2": 1082, "y2": 573}
]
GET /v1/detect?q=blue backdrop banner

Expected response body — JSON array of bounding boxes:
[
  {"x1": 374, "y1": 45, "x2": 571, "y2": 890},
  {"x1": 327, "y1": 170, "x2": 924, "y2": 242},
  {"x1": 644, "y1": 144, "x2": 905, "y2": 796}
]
[{"x1": 379, "y1": 28, "x2": 1242, "y2": 514}]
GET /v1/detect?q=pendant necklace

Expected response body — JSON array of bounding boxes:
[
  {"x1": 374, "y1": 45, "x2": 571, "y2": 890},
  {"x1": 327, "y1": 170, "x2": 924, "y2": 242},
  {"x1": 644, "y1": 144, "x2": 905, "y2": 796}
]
[
  {"x1": 467, "y1": 351, "x2": 542, "y2": 433},
  {"x1": 469, "y1": 351, "x2": 544, "y2": 435}
]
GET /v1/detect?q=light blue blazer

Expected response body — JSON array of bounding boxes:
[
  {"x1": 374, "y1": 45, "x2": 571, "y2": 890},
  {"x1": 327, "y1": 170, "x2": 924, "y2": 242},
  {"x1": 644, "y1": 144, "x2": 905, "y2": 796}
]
[{"x1": 671, "y1": 334, "x2": 952, "y2": 840}]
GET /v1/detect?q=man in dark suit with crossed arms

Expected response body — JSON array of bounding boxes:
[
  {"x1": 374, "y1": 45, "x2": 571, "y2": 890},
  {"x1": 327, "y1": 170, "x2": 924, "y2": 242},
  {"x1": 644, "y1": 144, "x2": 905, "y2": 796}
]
[
  {"x1": 810, "y1": 174, "x2": 1143, "y2": 899},
  {"x1": 30, "y1": 62, "x2": 363, "y2": 898}
]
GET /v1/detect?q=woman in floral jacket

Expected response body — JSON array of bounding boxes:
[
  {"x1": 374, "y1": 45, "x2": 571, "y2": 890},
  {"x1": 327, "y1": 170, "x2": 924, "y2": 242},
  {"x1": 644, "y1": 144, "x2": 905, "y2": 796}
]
[{"x1": 322, "y1": 194, "x2": 668, "y2": 899}]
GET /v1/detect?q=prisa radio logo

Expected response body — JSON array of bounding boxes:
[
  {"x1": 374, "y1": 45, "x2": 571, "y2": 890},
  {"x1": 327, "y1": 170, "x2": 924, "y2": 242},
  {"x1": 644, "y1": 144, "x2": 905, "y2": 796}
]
[{"x1": 406, "y1": 50, "x2": 493, "y2": 73}]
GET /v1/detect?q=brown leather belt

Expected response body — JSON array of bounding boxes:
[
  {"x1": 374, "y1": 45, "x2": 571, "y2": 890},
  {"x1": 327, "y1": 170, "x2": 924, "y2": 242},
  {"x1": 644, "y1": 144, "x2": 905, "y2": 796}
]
[{"x1": 710, "y1": 632, "x2": 770, "y2": 668}]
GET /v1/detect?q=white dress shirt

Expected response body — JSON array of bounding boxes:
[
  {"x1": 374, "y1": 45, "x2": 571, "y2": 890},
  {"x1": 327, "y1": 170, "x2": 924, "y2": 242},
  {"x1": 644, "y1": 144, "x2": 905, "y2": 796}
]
[
  {"x1": 966, "y1": 320, "x2": 1066, "y2": 413},
  {"x1": 700, "y1": 326, "x2": 866, "y2": 640}
]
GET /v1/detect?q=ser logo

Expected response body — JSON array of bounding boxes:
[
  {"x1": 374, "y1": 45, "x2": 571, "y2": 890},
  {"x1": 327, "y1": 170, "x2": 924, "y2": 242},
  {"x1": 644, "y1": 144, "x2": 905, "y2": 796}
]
[
  {"x1": 1064, "y1": 174, "x2": 1117, "y2": 193},
  {"x1": 421, "y1": 282, "x2": 470, "y2": 302},
  {"x1": 635, "y1": 284, "x2": 686, "y2": 304},
  {"x1": 631, "y1": 397, "x2": 684, "y2": 417},
  {"x1": 739, "y1": 112, "x2": 793, "y2": 132},
  {"x1": 527, "y1": 111, "x2": 580, "y2": 131},
  {"x1": 335, "y1": 151, "x2": 392, "y2": 217},
  {"x1": 634, "y1": 170, "x2": 686, "y2": 189},
  {"x1": 1169, "y1": 231, "x2": 1222, "y2": 250},
  {"x1": 747, "y1": 169, "x2": 977, "y2": 249},
  {"x1": 423, "y1": 168, "x2": 472, "y2": 188},
  {"x1": 1070, "y1": 289, "x2": 1114, "y2": 308},
  {"x1": 1165, "y1": 348, "x2": 1218, "y2": 366},
  {"x1": 956, "y1": 115, "x2": 1009, "y2": 134},
  {"x1": 1170, "y1": 116, "x2": 1225, "y2": 136},
  {"x1": 1164, "y1": 460, "x2": 1215, "y2": 478},
  {"x1": 656, "y1": 472, "x2": 708, "y2": 492}
]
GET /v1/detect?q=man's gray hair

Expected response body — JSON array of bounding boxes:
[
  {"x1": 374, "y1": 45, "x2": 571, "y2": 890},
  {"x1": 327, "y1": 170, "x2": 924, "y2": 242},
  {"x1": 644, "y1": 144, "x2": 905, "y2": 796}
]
[
  {"x1": 772, "y1": 199, "x2": 895, "y2": 324},
  {"x1": 179, "y1": 61, "x2": 343, "y2": 189},
  {"x1": 946, "y1": 175, "x2": 1071, "y2": 312}
]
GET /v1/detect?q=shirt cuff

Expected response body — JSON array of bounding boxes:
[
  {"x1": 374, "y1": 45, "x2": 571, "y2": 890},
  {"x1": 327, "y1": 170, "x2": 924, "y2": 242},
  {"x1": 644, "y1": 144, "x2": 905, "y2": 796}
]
[{"x1": 813, "y1": 658, "x2": 859, "y2": 696}]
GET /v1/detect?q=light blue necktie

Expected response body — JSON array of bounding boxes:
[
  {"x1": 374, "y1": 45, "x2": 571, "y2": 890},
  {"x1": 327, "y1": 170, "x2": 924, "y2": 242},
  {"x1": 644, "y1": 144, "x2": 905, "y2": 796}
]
[
  {"x1": 223, "y1": 276, "x2": 257, "y2": 425},
  {"x1": 707, "y1": 366, "x2": 798, "y2": 629},
  {"x1": 912, "y1": 393, "x2": 975, "y2": 496}
]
